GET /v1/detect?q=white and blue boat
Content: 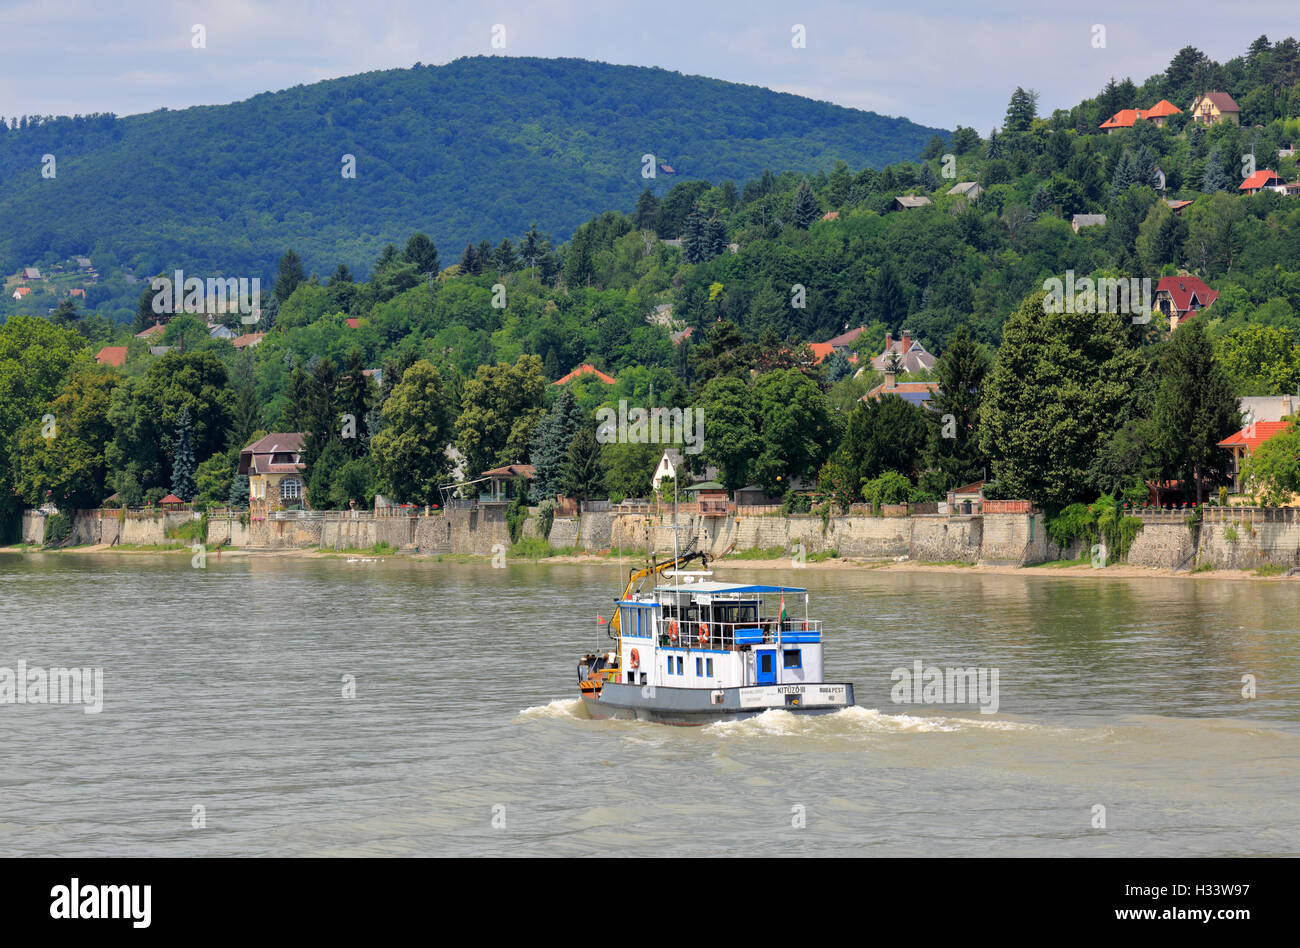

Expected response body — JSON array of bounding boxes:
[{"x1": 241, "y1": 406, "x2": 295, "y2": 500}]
[{"x1": 578, "y1": 550, "x2": 854, "y2": 725}]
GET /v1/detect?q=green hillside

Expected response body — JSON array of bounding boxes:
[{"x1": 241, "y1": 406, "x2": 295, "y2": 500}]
[{"x1": 0, "y1": 57, "x2": 945, "y2": 279}]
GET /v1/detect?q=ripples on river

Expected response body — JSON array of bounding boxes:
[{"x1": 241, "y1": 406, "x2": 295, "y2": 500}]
[{"x1": 1, "y1": 553, "x2": 1296, "y2": 856}]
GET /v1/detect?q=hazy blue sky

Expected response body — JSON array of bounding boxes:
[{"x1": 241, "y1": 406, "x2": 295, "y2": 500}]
[{"x1": 0, "y1": 0, "x2": 1290, "y2": 132}]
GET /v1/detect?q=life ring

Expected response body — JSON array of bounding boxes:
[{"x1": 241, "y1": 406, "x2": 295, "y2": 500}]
[
  {"x1": 802, "y1": 621, "x2": 810, "y2": 631},
  {"x1": 667, "y1": 621, "x2": 679, "y2": 643},
  {"x1": 697, "y1": 623, "x2": 709, "y2": 646},
  {"x1": 629, "y1": 648, "x2": 640, "y2": 670}
]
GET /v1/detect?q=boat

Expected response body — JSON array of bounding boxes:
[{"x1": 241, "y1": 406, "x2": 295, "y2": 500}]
[{"x1": 577, "y1": 545, "x2": 855, "y2": 725}]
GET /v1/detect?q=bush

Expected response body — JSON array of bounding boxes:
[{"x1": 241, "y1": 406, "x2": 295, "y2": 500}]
[
  {"x1": 42, "y1": 512, "x2": 72, "y2": 547},
  {"x1": 1046, "y1": 503, "x2": 1096, "y2": 549},
  {"x1": 861, "y1": 471, "x2": 912, "y2": 510},
  {"x1": 536, "y1": 498, "x2": 556, "y2": 541}
]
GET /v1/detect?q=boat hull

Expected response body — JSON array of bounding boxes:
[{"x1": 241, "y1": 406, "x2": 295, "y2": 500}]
[{"x1": 582, "y1": 681, "x2": 854, "y2": 727}]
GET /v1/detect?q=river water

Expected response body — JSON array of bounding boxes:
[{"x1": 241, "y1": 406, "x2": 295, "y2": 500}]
[{"x1": 1, "y1": 552, "x2": 1297, "y2": 857}]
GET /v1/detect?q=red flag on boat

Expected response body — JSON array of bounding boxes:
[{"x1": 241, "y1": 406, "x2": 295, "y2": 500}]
[{"x1": 597, "y1": 614, "x2": 606, "y2": 625}]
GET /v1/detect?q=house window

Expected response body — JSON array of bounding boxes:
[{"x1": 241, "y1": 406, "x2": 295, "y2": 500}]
[
  {"x1": 280, "y1": 478, "x2": 302, "y2": 500},
  {"x1": 783, "y1": 649, "x2": 802, "y2": 669}
]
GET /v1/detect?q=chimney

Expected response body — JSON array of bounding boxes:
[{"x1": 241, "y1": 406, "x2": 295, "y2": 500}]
[
  {"x1": 884, "y1": 369, "x2": 896, "y2": 389},
  {"x1": 901, "y1": 330, "x2": 913, "y2": 354},
  {"x1": 884, "y1": 332, "x2": 893, "y2": 353},
  {"x1": 1283, "y1": 394, "x2": 1294, "y2": 417}
]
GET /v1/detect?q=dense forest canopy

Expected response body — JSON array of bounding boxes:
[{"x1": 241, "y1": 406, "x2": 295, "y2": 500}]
[{"x1": 0, "y1": 56, "x2": 945, "y2": 281}]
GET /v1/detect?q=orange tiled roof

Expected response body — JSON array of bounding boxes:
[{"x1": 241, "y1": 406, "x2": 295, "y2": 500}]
[
  {"x1": 95, "y1": 346, "x2": 128, "y2": 367},
  {"x1": 1218, "y1": 421, "x2": 1290, "y2": 451},
  {"x1": 553, "y1": 363, "x2": 616, "y2": 385},
  {"x1": 1240, "y1": 169, "x2": 1283, "y2": 191}
]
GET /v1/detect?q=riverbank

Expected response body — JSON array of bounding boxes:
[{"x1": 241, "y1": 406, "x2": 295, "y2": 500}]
[{"x1": 11, "y1": 542, "x2": 1295, "y2": 582}]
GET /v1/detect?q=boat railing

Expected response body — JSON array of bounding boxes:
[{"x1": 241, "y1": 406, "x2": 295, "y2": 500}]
[{"x1": 657, "y1": 618, "x2": 822, "y2": 650}]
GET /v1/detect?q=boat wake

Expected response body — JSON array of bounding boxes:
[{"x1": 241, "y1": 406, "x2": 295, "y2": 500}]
[
  {"x1": 704, "y1": 705, "x2": 1043, "y2": 737},
  {"x1": 517, "y1": 698, "x2": 590, "y2": 721}
]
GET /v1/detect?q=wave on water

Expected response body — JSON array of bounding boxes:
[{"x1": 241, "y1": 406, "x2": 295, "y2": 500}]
[
  {"x1": 517, "y1": 698, "x2": 591, "y2": 721},
  {"x1": 704, "y1": 705, "x2": 1043, "y2": 738}
]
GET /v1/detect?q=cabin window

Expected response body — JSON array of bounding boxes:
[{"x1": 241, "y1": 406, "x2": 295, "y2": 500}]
[
  {"x1": 706, "y1": 659, "x2": 713, "y2": 676},
  {"x1": 783, "y1": 649, "x2": 802, "y2": 669},
  {"x1": 627, "y1": 672, "x2": 634, "y2": 684},
  {"x1": 696, "y1": 658, "x2": 702, "y2": 677},
  {"x1": 676, "y1": 657, "x2": 683, "y2": 674}
]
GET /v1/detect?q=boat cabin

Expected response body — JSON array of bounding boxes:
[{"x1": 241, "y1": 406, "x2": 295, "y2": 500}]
[{"x1": 614, "y1": 582, "x2": 823, "y2": 691}]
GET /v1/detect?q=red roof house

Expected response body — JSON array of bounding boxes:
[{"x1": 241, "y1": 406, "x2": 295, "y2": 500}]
[
  {"x1": 344, "y1": 318, "x2": 360, "y2": 328},
  {"x1": 95, "y1": 346, "x2": 128, "y2": 367},
  {"x1": 135, "y1": 322, "x2": 165, "y2": 340},
  {"x1": 1218, "y1": 421, "x2": 1291, "y2": 494},
  {"x1": 1240, "y1": 169, "x2": 1286, "y2": 194},
  {"x1": 1154, "y1": 276, "x2": 1218, "y2": 331},
  {"x1": 231, "y1": 332, "x2": 265, "y2": 349},
  {"x1": 553, "y1": 364, "x2": 616, "y2": 386}
]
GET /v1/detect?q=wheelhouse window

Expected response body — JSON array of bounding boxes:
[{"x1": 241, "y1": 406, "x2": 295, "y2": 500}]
[{"x1": 783, "y1": 649, "x2": 802, "y2": 669}]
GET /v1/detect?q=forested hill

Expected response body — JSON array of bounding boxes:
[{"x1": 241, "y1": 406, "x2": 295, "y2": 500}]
[{"x1": 0, "y1": 56, "x2": 945, "y2": 278}]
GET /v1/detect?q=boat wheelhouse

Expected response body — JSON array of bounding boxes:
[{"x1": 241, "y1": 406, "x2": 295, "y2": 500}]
[{"x1": 578, "y1": 572, "x2": 854, "y2": 725}]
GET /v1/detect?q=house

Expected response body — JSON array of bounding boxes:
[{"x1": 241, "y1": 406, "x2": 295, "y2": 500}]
[
  {"x1": 734, "y1": 485, "x2": 780, "y2": 506},
  {"x1": 479, "y1": 464, "x2": 535, "y2": 503},
  {"x1": 659, "y1": 164, "x2": 676, "y2": 175},
  {"x1": 869, "y1": 330, "x2": 936, "y2": 374},
  {"x1": 1239, "y1": 394, "x2": 1295, "y2": 424},
  {"x1": 1154, "y1": 275, "x2": 1218, "y2": 331},
  {"x1": 22, "y1": 267, "x2": 42, "y2": 281},
  {"x1": 946, "y1": 181, "x2": 983, "y2": 200},
  {"x1": 344, "y1": 318, "x2": 360, "y2": 328},
  {"x1": 158, "y1": 494, "x2": 188, "y2": 508},
  {"x1": 684, "y1": 481, "x2": 731, "y2": 517},
  {"x1": 553, "y1": 363, "x2": 616, "y2": 386},
  {"x1": 67, "y1": 288, "x2": 85, "y2": 298},
  {"x1": 821, "y1": 211, "x2": 839, "y2": 222},
  {"x1": 239, "y1": 434, "x2": 306, "y2": 513},
  {"x1": 1218, "y1": 421, "x2": 1291, "y2": 494},
  {"x1": 231, "y1": 332, "x2": 264, "y2": 350},
  {"x1": 75, "y1": 257, "x2": 92, "y2": 269},
  {"x1": 1239, "y1": 169, "x2": 1286, "y2": 194},
  {"x1": 1100, "y1": 100, "x2": 1182, "y2": 133},
  {"x1": 861, "y1": 372, "x2": 940, "y2": 409},
  {"x1": 135, "y1": 323, "x2": 166, "y2": 340},
  {"x1": 652, "y1": 448, "x2": 682, "y2": 490},
  {"x1": 149, "y1": 346, "x2": 175, "y2": 357},
  {"x1": 11, "y1": 287, "x2": 31, "y2": 300},
  {"x1": 1189, "y1": 92, "x2": 1240, "y2": 126},
  {"x1": 891, "y1": 195, "x2": 932, "y2": 211},
  {"x1": 946, "y1": 480, "x2": 986, "y2": 512},
  {"x1": 95, "y1": 346, "x2": 128, "y2": 368},
  {"x1": 825, "y1": 326, "x2": 866, "y2": 352},
  {"x1": 670, "y1": 326, "x2": 693, "y2": 345},
  {"x1": 1164, "y1": 199, "x2": 1194, "y2": 213},
  {"x1": 1071, "y1": 213, "x2": 1107, "y2": 231},
  {"x1": 208, "y1": 324, "x2": 235, "y2": 340}
]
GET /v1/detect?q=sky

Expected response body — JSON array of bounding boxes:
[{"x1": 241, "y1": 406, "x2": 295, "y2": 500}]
[{"x1": 0, "y1": 0, "x2": 1291, "y2": 132}]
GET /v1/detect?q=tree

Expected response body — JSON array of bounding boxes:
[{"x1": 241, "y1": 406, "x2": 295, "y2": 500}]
[
  {"x1": 695, "y1": 376, "x2": 761, "y2": 490},
  {"x1": 919, "y1": 161, "x2": 939, "y2": 191},
  {"x1": 455, "y1": 355, "x2": 547, "y2": 476},
  {"x1": 403, "y1": 233, "x2": 440, "y2": 275},
  {"x1": 792, "y1": 179, "x2": 820, "y2": 229},
  {"x1": 335, "y1": 348, "x2": 372, "y2": 461},
  {"x1": 169, "y1": 407, "x2": 197, "y2": 501},
  {"x1": 750, "y1": 369, "x2": 834, "y2": 494},
  {"x1": 1151, "y1": 319, "x2": 1241, "y2": 504},
  {"x1": 979, "y1": 291, "x2": 1138, "y2": 505},
  {"x1": 1214, "y1": 325, "x2": 1300, "y2": 395},
  {"x1": 368, "y1": 361, "x2": 452, "y2": 505},
  {"x1": 872, "y1": 261, "x2": 908, "y2": 329},
  {"x1": 458, "y1": 242, "x2": 481, "y2": 275},
  {"x1": 273, "y1": 249, "x2": 307, "y2": 303},
  {"x1": 494, "y1": 238, "x2": 519, "y2": 273},
  {"x1": 922, "y1": 324, "x2": 989, "y2": 493},
  {"x1": 840, "y1": 395, "x2": 928, "y2": 495},
  {"x1": 1202, "y1": 145, "x2": 1229, "y2": 192},
  {"x1": 682, "y1": 204, "x2": 710, "y2": 263},
  {"x1": 560, "y1": 420, "x2": 605, "y2": 501},
  {"x1": 12, "y1": 366, "x2": 118, "y2": 512},
  {"x1": 634, "y1": 188, "x2": 660, "y2": 230},
  {"x1": 1004, "y1": 87, "x2": 1039, "y2": 132},
  {"x1": 51, "y1": 298, "x2": 81, "y2": 330},
  {"x1": 1240, "y1": 421, "x2": 1300, "y2": 505},
  {"x1": 529, "y1": 386, "x2": 583, "y2": 500}
]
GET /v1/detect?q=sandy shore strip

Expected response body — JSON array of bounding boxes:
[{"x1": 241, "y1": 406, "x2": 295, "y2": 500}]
[{"x1": 4, "y1": 543, "x2": 1298, "y2": 581}]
